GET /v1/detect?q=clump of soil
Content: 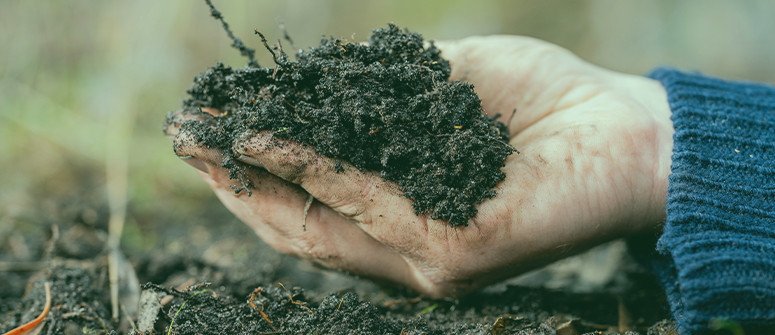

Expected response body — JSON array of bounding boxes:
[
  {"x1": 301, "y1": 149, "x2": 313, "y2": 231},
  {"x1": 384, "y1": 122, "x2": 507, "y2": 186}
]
[{"x1": 172, "y1": 4, "x2": 514, "y2": 226}]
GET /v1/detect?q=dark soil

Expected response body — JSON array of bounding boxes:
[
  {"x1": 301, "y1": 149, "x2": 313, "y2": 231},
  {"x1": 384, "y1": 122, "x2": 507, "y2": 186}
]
[
  {"x1": 0, "y1": 178, "x2": 676, "y2": 334},
  {"x1": 172, "y1": 4, "x2": 514, "y2": 226}
]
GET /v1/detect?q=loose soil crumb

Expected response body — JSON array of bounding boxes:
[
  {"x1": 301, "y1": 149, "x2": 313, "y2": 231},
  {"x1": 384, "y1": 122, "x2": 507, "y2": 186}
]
[{"x1": 172, "y1": 12, "x2": 515, "y2": 226}]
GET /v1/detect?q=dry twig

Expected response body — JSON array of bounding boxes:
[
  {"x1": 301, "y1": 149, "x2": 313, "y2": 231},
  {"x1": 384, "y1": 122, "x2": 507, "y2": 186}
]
[{"x1": 3, "y1": 282, "x2": 51, "y2": 335}]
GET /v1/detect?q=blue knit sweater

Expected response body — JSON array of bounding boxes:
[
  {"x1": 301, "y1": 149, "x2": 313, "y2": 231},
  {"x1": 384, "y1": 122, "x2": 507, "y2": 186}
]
[{"x1": 646, "y1": 69, "x2": 775, "y2": 334}]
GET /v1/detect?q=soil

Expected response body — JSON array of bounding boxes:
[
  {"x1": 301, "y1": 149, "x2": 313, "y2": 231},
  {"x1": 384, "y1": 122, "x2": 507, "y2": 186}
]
[
  {"x1": 0, "y1": 177, "x2": 676, "y2": 334},
  {"x1": 173, "y1": 2, "x2": 514, "y2": 226}
]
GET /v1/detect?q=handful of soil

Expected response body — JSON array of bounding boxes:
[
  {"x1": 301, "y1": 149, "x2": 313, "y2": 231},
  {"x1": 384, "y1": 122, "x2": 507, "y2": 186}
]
[{"x1": 172, "y1": 4, "x2": 515, "y2": 226}]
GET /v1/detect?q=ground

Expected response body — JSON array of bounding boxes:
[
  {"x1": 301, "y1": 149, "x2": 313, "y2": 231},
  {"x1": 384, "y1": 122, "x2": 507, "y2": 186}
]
[{"x1": 0, "y1": 163, "x2": 676, "y2": 334}]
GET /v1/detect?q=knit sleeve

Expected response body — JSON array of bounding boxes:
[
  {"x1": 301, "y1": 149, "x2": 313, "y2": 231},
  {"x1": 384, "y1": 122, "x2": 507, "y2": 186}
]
[{"x1": 646, "y1": 68, "x2": 775, "y2": 334}]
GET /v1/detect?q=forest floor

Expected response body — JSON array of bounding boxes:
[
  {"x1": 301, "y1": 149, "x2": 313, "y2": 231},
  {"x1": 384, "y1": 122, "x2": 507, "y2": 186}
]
[{"x1": 0, "y1": 165, "x2": 676, "y2": 334}]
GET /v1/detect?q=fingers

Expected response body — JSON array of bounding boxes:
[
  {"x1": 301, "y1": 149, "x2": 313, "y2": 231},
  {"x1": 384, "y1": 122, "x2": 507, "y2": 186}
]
[
  {"x1": 198, "y1": 156, "x2": 419, "y2": 290},
  {"x1": 169, "y1": 120, "x2": 424, "y2": 291},
  {"x1": 233, "y1": 131, "x2": 408, "y2": 220},
  {"x1": 232, "y1": 131, "x2": 436, "y2": 255}
]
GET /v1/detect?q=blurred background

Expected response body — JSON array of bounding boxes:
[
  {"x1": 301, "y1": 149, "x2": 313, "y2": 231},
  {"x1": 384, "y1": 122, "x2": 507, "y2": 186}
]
[{"x1": 1, "y1": 0, "x2": 774, "y2": 255}]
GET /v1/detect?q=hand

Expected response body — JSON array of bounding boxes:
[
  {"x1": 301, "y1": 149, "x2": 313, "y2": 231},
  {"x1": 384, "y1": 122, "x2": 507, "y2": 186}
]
[{"x1": 164, "y1": 36, "x2": 673, "y2": 298}]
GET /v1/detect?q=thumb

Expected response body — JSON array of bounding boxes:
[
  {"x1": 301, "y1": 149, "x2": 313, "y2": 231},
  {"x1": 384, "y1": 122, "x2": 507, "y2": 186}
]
[{"x1": 435, "y1": 36, "x2": 598, "y2": 134}]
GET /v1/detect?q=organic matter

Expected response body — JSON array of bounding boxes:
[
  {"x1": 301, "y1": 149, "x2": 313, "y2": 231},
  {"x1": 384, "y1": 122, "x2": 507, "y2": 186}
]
[{"x1": 172, "y1": 5, "x2": 514, "y2": 226}]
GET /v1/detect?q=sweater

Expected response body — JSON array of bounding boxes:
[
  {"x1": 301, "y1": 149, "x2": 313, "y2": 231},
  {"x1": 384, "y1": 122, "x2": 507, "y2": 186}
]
[{"x1": 646, "y1": 69, "x2": 775, "y2": 334}]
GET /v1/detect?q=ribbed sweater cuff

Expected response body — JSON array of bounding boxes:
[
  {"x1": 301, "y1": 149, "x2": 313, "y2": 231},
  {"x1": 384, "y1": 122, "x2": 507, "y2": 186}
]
[{"x1": 647, "y1": 68, "x2": 775, "y2": 334}]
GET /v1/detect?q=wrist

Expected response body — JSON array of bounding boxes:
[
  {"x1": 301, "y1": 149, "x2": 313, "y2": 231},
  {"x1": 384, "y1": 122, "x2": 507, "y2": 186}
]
[
  {"x1": 641, "y1": 77, "x2": 673, "y2": 224},
  {"x1": 604, "y1": 73, "x2": 673, "y2": 229}
]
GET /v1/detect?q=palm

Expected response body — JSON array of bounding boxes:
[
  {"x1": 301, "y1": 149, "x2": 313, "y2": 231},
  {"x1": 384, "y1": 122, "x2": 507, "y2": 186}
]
[
  {"x1": 370, "y1": 36, "x2": 674, "y2": 296},
  {"x1": 168, "y1": 36, "x2": 672, "y2": 298}
]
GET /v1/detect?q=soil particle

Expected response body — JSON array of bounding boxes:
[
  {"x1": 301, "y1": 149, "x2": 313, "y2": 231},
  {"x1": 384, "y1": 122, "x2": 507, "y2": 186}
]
[{"x1": 173, "y1": 20, "x2": 515, "y2": 226}]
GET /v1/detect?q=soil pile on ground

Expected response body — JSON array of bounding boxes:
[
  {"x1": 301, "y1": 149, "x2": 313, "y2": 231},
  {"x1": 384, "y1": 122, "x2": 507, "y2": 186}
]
[
  {"x1": 173, "y1": 12, "x2": 514, "y2": 226},
  {"x1": 0, "y1": 174, "x2": 674, "y2": 334}
]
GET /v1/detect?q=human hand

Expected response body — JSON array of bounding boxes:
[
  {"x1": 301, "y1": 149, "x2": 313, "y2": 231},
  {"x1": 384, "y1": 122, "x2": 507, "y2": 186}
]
[{"x1": 164, "y1": 36, "x2": 673, "y2": 298}]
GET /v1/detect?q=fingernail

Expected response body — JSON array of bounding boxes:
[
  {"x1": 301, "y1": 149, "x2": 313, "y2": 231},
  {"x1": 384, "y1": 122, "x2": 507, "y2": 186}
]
[
  {"x1": 179, "y1": 156, "x2": 209, "y2": 173},
  {"x1": 237, "y1": 154, "x2": 264, "y2": 168}
]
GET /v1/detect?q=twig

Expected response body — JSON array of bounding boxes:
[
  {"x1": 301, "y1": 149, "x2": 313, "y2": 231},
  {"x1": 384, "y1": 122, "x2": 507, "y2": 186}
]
[
  {"x1": 229, "y1": 166, "x2": 254, "y2": 196},
  {"x1": 4, "y1": 282, "x2": 51, "y2": 335},
  {"x1": 106, "y1": 81, "x2": 134, "y2": 322},
  {"x1": 277, "y1": 282, "x2": 313, "y2": 315},
  {"x1": 247, "y1": 288, "x2": 273, "y2": 325},
  {"x1": 337, "y1": 297, "x2": 345, "y2": 311},
  {"x1": 121, "y1": 303, "x2": 137, "y2": 331},
  {"x1": 204, "y1": 0, "x2": 258, "y2": 66},
  {"x1": 254, "y1": 30, "x2": 281, "y2": 66}
]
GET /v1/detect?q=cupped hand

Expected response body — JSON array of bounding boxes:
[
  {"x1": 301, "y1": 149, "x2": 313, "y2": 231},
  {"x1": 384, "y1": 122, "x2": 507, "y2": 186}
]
[{"x1": 164, "y1": 36, "x2": 673, "y2": 298}]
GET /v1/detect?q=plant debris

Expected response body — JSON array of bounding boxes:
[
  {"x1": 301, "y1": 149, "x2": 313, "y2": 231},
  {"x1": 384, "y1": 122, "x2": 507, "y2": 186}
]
[
  {"x1": 171, "y1": 8, "x2": 515, "y2": 226},
  {"x1": 3, "y1": 282, "x2": 50, "y2": 335}
]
